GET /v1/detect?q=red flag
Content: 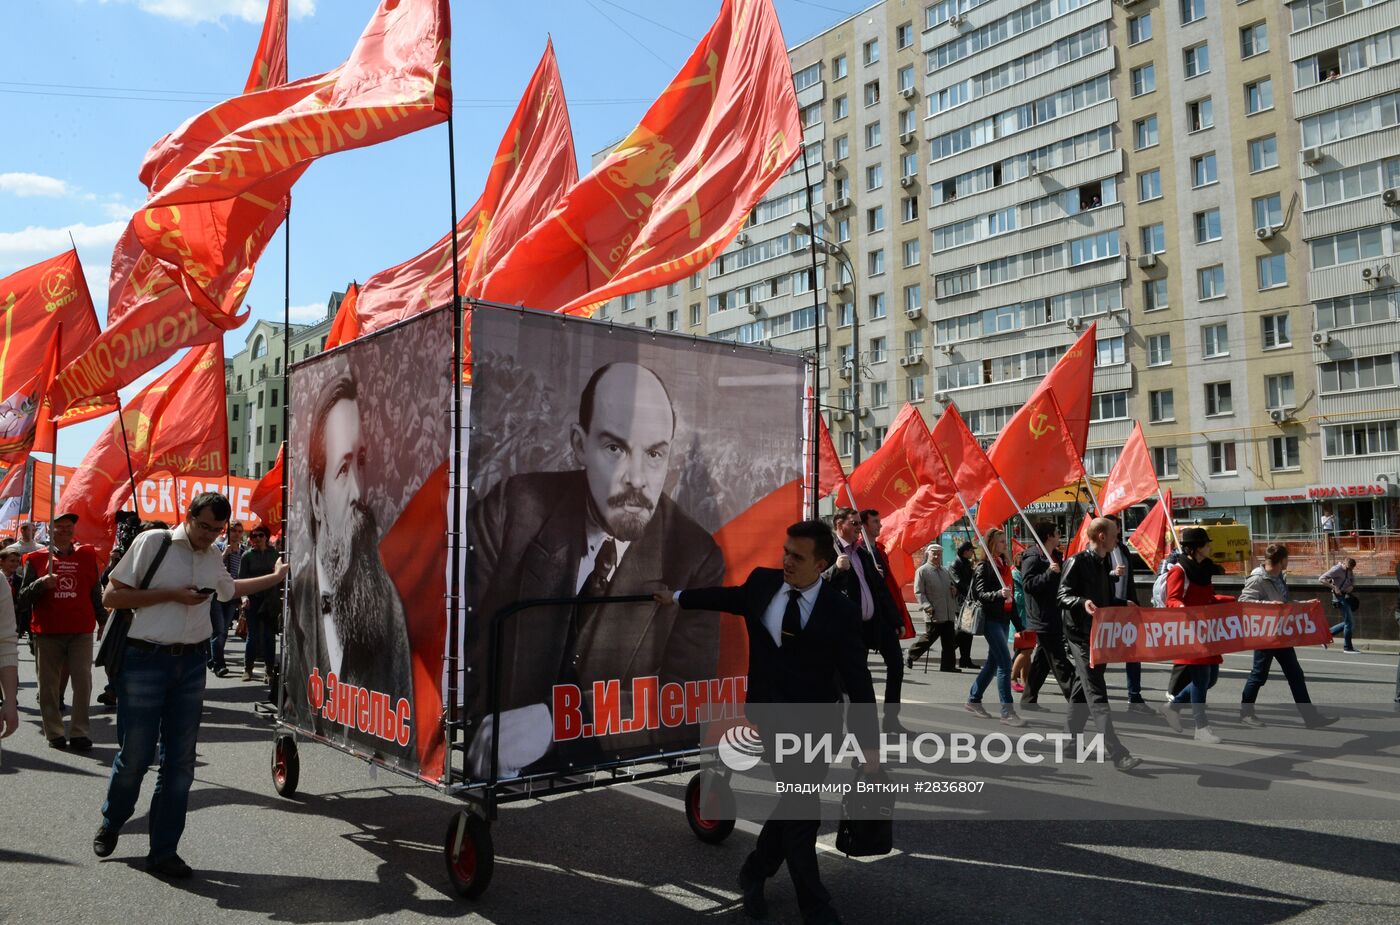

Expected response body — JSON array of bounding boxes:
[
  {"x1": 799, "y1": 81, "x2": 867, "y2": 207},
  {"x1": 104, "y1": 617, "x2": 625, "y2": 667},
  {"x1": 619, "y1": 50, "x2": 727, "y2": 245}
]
[
  {"x1": 0, "y1": 250, "x2": 116, "y2": 423},
  {"x1": 975, "y1": 324, "x2": 1097, "y2": 532},
  {"x1": 244, "y1": 0, "x2": 289, "y2": 94},
  {"x1": 847, "y1": 404, "x2": 938, "y2": 519},
  {"x1": 61, "y1": 343, "x2": 228, "y2": 547},
  {"x1": 975, "y1": 391, "x2": 1087, "y2": 535},
  {"x1": 478, "y1": 0, "x2": 801, "y2": 316},
  {"x1": 0, "y1": 329, "x2": 61, "y2": 464},
  {"x1": 0, "y1": 460, "x2": 26, "y2": 501},
  {"x1": 324, "y1": 283, "x2": 361, "y2": 351},
  {"x1": 1098, "y1": 422, "x2": 1158, "y2": 517},
  {"x1": 1129, "y1": 490, "x2": 1173, "y2": 573},
  {"x1": 929, "y1": 403, "x2": 998, "y2": 508},
  {"x1": 251, "y1": 443, "x2": 285, "y2": 534},
  {"x1": 816, "y1": 414, "x2": 848, "y2": 501}
]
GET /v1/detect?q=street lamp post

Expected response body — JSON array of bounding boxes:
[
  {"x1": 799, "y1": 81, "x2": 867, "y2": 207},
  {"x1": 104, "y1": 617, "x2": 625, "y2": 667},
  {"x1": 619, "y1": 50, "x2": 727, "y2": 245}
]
[{"x1": 794, "y1": 221, "x2": 864, "y2": 467}]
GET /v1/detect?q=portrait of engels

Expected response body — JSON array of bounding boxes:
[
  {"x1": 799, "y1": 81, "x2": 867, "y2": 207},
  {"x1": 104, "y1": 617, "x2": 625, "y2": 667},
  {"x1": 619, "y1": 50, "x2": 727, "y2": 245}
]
[
  {"x1": 466, "y1": 361, "x2": 726, "y2": 777},
  {"x1": 285, "y1": 372, "x2": 416, "y2": 760}
]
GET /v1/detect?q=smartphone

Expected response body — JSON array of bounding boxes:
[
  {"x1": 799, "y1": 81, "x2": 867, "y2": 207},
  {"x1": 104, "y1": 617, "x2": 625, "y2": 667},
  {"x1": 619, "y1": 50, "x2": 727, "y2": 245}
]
[{"x1": 196, "y1": 587, "x2": 215, "y2": 595}]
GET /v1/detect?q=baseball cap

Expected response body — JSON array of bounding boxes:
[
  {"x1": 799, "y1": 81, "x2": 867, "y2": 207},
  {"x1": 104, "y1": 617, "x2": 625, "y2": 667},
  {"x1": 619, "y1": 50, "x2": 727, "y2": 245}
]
[{"x1": 52, "y1": 511, "x2": 80, "y2": 525}]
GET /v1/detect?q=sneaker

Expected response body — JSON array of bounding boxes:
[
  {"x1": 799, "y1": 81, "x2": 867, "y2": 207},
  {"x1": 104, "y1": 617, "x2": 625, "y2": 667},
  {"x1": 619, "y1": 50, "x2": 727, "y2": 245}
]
[
  {"x1": 904, "y1": 654, "x2": 916, "y2": 670},
  {"x1": 1239, "y1": 714, "x2": 1266, "y2": 729},
  {"x1": 964, "y1": 702, "x2": 993, "y2": 719},
  {"x1": 93, "y1": 825, "x2": 119, "y2": 858},
  {"x1": 960, "y1": 660, "x2": 980, "y2": 670},
  {"x1": 999, "y1": 712, "x2": 1026, "y2": 728},
  {"x1": 1011, "y1": 681, "x2": 1025, "y2": 693},
  {"x1": 1304, "y1": 714, "x2": 1340, "y2": 729},
  {"x1": 1158, "y1": 703, "x2": 1184, "y2": 734},
  {"x1": 215, "y1": 667, "x2": 230, "y2": 678},
  {"x1": 1342, "y1": 648, "x2": 1360, "y2": 654},
  {"x1": 241, "y1": 669, "x2": 254, "y2": 682},
  {"x1": 69, "y1": 736, "x2": 93, "y2": 751},
  {"x1": 1113, "y1": 752, "x2": 1143, "y2": 772},
  {"x1": 1021, "y1": 702, "x2": 1047, "y2": 713},
  {"x1": 147, "y1": 855, "x2": 194, "y2": 879},
  {"x1": 1194, "y1": 726, "x2": 1222, "y2": 745},
  {"x1": 48, "y1": 736, "x2": 67, "y2": 749}
]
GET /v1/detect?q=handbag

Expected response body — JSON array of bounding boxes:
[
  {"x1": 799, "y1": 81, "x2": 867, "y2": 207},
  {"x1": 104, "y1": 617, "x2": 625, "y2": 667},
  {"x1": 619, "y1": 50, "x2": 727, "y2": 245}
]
[
  {"x1": 1345, "y1": 593, "x2": 1361, "y2": 612},
  {"x1": 836, "y1": 766, "x2": 895, "y2": 857},
  {"x1": 956, "y1": 595, "x2": 984, "y2": 636},
  {"x1": 235, "y1": 613, "x2": 248, "y2": 639},
  {"x1": 94, "y1": 532, "x2": 172, "y2": 678}
]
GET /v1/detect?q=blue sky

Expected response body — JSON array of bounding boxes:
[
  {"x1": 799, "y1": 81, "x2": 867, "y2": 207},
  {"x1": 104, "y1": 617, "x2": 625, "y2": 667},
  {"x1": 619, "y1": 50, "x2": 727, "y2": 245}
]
[{"x1": 1, "y1": 0, "x2": 865, "y2": 465}]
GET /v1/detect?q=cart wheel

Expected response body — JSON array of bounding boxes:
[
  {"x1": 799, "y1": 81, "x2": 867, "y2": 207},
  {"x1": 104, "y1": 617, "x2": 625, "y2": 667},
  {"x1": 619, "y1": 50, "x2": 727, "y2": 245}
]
[
  {"x1": 685, "y1": 771, "x2": 735, "y2": 844},
  {"x1": 445, "y1": 811, "x2": 494, "y2": 899},
  {"x1": 272, "y1": 734, "x2": 299, "y2": 797}
]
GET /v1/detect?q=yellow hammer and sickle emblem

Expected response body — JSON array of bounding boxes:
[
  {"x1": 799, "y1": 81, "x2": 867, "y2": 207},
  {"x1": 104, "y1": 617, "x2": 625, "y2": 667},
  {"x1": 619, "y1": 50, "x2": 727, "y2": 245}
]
[{"x1": 1029, "y1": 413, "x2": 1055, "y2": 439}]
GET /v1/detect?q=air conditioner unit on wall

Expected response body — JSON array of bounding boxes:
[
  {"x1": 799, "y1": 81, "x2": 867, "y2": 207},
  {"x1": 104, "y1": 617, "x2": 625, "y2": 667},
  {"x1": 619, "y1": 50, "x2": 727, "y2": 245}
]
[
  {"x1": 831, "y1": 197, "x2": 852, "y2": 211},
  {"x1": 906, "y1": 306, "x2": 922, "y2": 319},
  {"x1": 839, "y1": 367, "x2": 852, "y2": 379},
  {"x1": 1312, "y1": 330, "x2": 1331, "y2": 346},
  {"x1": 1361, "y1": 265, "x2": 1384, "y2": 282},
  {"x1": 747, "y1": 303, "x2": 762, "y2": 316},
  {"x1": 1268, "y1": 408, "x2": 1294, "y2": 423},
  {"x1": 1137, "y1": 253, "x2": 1158, "y2": 269},
  {"x1": 933, "y1": 390, "x2": 950, "y2": 403},
  {"x1": 1381, "y1": 188, "x2": 1398, "y2": 205},
  {"x1": 899, "y1": 131, "x2": 917, "y2": 145},
  {"x1": 900, "y1": 176, "x2": 915, "y2": 189},
  {"x1": 947, "y1": 13, "x2": 964, "y2": 27},
  {"x1": 899, "y1": 86, "x2": 916, "y2": 100},
  {"x1": 734, "y1": 233, "x2": 750, "y2": 247},
  {"x1": 1302, "y1": 147, "x2": 1323, "y2": 164},
  {"x1": 939, "y1": 343, "x2": 954, "y2": 355},
  {"x1": 1256, "y1": 226, "x2": 1276, "y2": 240},
  {"x1": 826, "y1": 159, "x2": 842, "y2": 172},
  {"x1": 830, "y1": 281, "x2": 848, "y2": 294},
  {"x1": 833, "y1": 410, "x2": 848, "y2": 422}
]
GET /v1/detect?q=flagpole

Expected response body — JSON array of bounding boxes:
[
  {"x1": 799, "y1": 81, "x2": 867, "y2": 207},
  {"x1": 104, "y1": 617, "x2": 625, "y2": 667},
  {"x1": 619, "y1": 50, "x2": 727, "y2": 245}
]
[
  {"x1": 1157, "y1": 488, "x2": 1180, "y2": 548},
  {"x1": 931, "y1": 447, "x2": 1007, "y2": 591},
  {"x1": 1081, "y1": 474, "x2": 1101, "y2": 514},
  {"x1": 281, "y1": 200, "x2": 290, "y2": 539},
  {"x1": 995, "y1": 474, "x2": 1053, "y2": 561},
  {"x1": 841, "y1": 482, "x2": 884, "y2": 574},
  {"x1": 799, "y1": 141, "x2": 822, "y2": 516},
  {"x1": 115, "y1": 399, "x2": 140, "y2": 513},
  {"x1": 446, "y1": 106, "x2": 465, "y2": 781}
]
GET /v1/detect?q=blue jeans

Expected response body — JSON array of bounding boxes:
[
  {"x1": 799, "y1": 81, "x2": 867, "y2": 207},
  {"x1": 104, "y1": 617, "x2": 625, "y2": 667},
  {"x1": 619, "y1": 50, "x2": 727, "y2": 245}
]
[
  {"x1": 1329, "y1": 597, "x2": 1354, "y2": 649},
  {"x1": 100, "y1": 646, "x2": 207, "y2": 863},
  {"x1": 208, "y1": 599, "x2": 238, "y2": 671},
  {"x1": 1124, "y1": 662, "x2": 1143, "y2": 701},
  {"x1": 968, "y1": 619, "x2": 1013, "y2": 712},
  {"x1": 1171, "y1": 664, "x2": 1219, "y2": 729},
  {"x1": 245, "y1": 612, "x2": 275, "y2": 672}
]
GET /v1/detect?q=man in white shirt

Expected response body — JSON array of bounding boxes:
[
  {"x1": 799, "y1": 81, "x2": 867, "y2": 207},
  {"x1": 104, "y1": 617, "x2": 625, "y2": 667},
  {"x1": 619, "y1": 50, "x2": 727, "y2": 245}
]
[{"x1": 93, "y1": 492, "x2": 286, "y2": 879}]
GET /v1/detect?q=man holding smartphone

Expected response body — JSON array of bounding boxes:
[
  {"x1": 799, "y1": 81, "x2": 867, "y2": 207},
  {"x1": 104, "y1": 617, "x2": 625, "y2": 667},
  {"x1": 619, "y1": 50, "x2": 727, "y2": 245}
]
[{"x1": 93, "y1": 492, "x2": 287, "y2": 879}]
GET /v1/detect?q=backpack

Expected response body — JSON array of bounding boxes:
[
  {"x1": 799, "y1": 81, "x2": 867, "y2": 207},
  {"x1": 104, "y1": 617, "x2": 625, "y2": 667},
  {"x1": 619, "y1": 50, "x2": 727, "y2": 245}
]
[{"x1": 1151, "y1": 552, "x2": 1186, "y2": 607}]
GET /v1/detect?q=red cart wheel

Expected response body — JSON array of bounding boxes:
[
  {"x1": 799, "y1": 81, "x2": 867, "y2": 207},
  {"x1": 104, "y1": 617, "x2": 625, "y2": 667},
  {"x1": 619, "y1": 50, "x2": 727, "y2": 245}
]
[
  {"x1": 685, "y1": 771, "x2": 735, "y2": 844},
  {"x1": 445, "y1": 811, "x2": 494, "y2": 899},
  {"x1": 272, "y1": 734, "x2": 299, "y2": 797}
]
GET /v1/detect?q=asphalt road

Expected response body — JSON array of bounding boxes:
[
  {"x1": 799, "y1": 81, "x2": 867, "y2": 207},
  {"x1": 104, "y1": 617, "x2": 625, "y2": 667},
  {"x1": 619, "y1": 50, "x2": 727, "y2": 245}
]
[{"x1": 2, "y1": 636, "x2": 1398, "y2": 925}]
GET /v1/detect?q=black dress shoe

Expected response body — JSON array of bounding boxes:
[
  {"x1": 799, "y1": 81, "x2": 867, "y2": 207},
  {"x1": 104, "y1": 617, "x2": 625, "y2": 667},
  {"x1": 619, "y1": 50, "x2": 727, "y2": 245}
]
[
  {"x1": 738, "y1": 868, "x2": 768, "y2": 919},
  {"x1": 147, "y1": 855, "x2": 194, "y2": 879},
  {"x1": 1304, "y1": 714, "x2": 1340, "y2": 729},
  {"x1": 69, "y1": 736, "x2": 93, "y2": 751},
  {"x1": 960, "y1": 660, "x2": 980, "y2": 669},
  {"x1": 939, "y1": 666, "x2": 962, "y2": 673},
  {"x1": 48, "y1": 736, "x2": 67, "y2": 749},
  {"x1": 93, "y1": 825, "x2": 119, "y2": 858},
  {"x1": 1020, "y1": 702, "x2": 1047, "y2": 712},
  {"x1": 97, "y1": 691, "x2": 117, "y2": 706},
  {"x1": 1127, "y1": 702, "x2": 1156, "y2": 716},
  {"x1": 804, "y1": 905, "x2": 844, "y2": 925},
  {"x1": 1113, "y1": 753, "x2": 1143, "y2": 772}
]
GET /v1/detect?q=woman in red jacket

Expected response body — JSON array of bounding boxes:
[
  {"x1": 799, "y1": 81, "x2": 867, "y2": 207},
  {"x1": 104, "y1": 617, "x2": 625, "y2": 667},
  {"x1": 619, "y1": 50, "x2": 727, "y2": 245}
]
[{"x1": 1158, "y1": 527, "x2": 1234, "y2": 743}]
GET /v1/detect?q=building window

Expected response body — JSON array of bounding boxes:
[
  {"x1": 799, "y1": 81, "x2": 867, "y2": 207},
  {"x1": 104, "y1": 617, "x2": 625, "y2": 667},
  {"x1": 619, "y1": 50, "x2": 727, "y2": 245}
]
[
  {"x1": 1257, "y1": 254, "x2": 1288, "y2": 290},
  {"x1": 269, "y1": 424, "x2": 277, "y2": 444},
  {"x1": 1198, "y1": 264, "x2": 1226, "y2": 300},
  {"x1": 866, "y1": 164, "x2": 883, "y2": 191},
  {"x1": 832, "y1": 54, "x2": 847, "y2": 80},
  {"x1": 255, "y1": 425, "x2": 263, "y2": 445},
  {"x1": 867, "y1": 205, "x2": 885, "y2": 233},
  {"x1": 1085, "y1": 447, "x2": 1121, "y2": 477},
  {"x1": 231, "y1": 437, "x2": 238, "y2": 455},
  {"x1": 1188, "y1": 97, "x2": 1214, "y2": 132},
  {"x1": 1141, "y1": 223, "x2": 1166, "y2": 255},
  {"x1": 1245, "y1": 78, "x2": 1273, "y2": 114},
  {"x1": 1320, "y1": 355, "x2": 1397, "y2": 393},
  {"x1": 1128, "y1": 12, "x2": 1152, "y2": 45},
  {"x1": 1266, "y1": 373, "x2": 1296, "y2": 409},
  {"x1": 1180, "y1": 0, "x2": 1206, "y2": 25},
  {"x1": 1270, "y1": 436, "x2": 1300, "y2": 471},
  {"x1": 1249, "y1": 135, "x2": 1278, "y2": 172},
  {"x1": 908, "y1": 376, "x2": 925, "y2": 402},
  {"x1": 236, "y1": 375, "x2": 243, "y2": 392},
  {"x1": 1206, "y1": 381, "x2": 1233, "y2": 416},
  {"x1": 1311, "y1": 226, "x2": 1385, "y2": 269},
  {"x1": 257, "y1": 391, "x2": 264, "y2": 409},
  {"x1": 865, "y1": 122, "x2": 882, "y2": 149},
  {"x1": 1096, "y1": 336, "x2": 1126, "y2": 367},
  {"x1": 869, "y1": 293, "x2": 887, "y2": 320},
  {"x1": 1149, "y1": 389, "x2": 1175, "y2": 423},
  {"x1": 666, "y1": 309, "x2": 678, "y2": 331},
  {"x1": 901, "y1": 196, "x2": 919, "y2": 223},
  {"x1": 1092, "y1": 391, "x2": 1129, "y2": 422},
  {"x1": 1261, "y1": 313, "x2": 1292, "y2": 348},
  {"x1": 1202, "y1": 322, "x2": 1229, "y2": 357},
  {"x1": 270, "y1": 388, "x2": 279, "y2": 407},
  {"x1": 689, "y1": 303, "x2": 701, "y2": 326},
  {"x1": 1316, "y1": 291, "x2": 1399, "y2": 329},
  {"x1": 833, "y1": 95, "x2": 848, "y2": 120},
  {"x1": 1143, "y1": 279, "x2": 1168, "y2": 312},
  {"x1": 667, "y1": 282, "x2": 680, "y2": 297},
  {"x1": 870, "y1": 381, "x2": 889, "y2": 408},
  {"x1": 1131, "y1": 64, "x2": 1156, "y2": 97},
  {"x1": 1147, "y1": 334, "x2": 1172, "y2": 367},
  {"x1": 903, "y1": 239, "x2": 920, "y2": 267},
  {"x1": 1252, "y1": 194, "x2": 1283, "y2": 231},
  {"x1": 1324, "y1": 420, "x2": 1400, "y2": 458},
  {"x1": 1191, "y1": 153, "x2": 1218, "y2": 188},
  {"x1": 840, "y1": 430, "x2": 855, "y2": 457},
  {"x1": 621, "y1": 293, "x2": 637, "y2": 312},
  {"x1": 801, "y1": 103, "x2": 822, "y2": 128},
  {"x1": 870, "y1": 336, "x2": 887, "y2": 363},
  {"x1": 896, "y1": 22, "x2": 913, "y2": 49},
  {"x1": 1184, "y1": 43, "x2": 1210, "y2": 79},
  {"x1": 834, "y1": 136, "x2": 850, "y2": 161},
  {"x1": 794, "y1": 62, "x2": 822, "y2": 91},
  {"x1": 1194, "y1": 208, "x2": 1222, "y2": 244},
  {"x1": 1138, "y1": 169, "x2": 1162, "y2": 202},
  {"x1": 864, "y1": 80, "x2": 880, "y2": 108},
  {"x1": 1153, "y1": 445, "x2": 1178, "y2": 478},
  {"x1": 1208, "y1": 440, "x2": 1237, "y2": 475},
  {"x1": 868, "y1": 249, "x2": 885, "y2": 276},
  {"x1": 1134, "y1": 115, "x2": 1159, "y2": 150},
  {"x1": 252, "y1": 335, "x2": 266, "y2": 359},
  {"x1": 839, "y1": 303, "x2": 855, "y2": 327},
  {"x1": 1240, "y1": 21, "x2": 1268, "y2": 58},
  {"x1": 863, "y1": 38, "x2": 879, "y2": 66},
  {"x1": 837, "y1": 217, "x2": 851, "y2": 242}
]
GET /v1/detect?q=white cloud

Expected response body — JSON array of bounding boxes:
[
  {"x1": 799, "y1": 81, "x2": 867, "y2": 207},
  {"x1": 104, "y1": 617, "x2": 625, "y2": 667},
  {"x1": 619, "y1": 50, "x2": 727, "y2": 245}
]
[
  {"x1": 98, "y1": 0, "x2": 315, "y2": 24},
  {"x1": 0, "y1": 173, "x2": 73, "y2": 197},
  {"x1": 287, "y1": 301, "x2": 329, "y2": 322},
  {"x1": 0, "y1": 221, "x2": 126, "y2": 271}
]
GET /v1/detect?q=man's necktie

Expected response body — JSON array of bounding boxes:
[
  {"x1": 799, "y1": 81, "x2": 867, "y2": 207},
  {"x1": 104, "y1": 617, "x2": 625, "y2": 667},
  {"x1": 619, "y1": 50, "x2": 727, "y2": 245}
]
[
  {"x1": 781, "y1": 589, "x2": 802, "y2": 644},
  {"x1": 582, "y1": 538, "x2": 617, "y2": 600}
]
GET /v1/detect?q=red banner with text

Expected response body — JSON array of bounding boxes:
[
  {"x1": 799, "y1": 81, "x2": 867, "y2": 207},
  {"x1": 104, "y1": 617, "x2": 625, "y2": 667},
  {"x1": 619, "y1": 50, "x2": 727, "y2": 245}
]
[{"x1": 1090, "y1": 601, "x2": 1331, "y2": 666}]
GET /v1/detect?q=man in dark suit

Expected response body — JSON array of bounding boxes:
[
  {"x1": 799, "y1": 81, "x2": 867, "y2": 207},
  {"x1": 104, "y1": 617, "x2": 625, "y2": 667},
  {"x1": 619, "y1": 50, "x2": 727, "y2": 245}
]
[
  {"x1": 283, "y1": 374, "x2": 415, "y2": 763},
  {"x1": 658, "y1": 520, "x2": 878, "y2": 925},
  {"x1": 466, "y1": 362, "x2": 725, "y2": 777},
  {"x1": 824, "y1": 508, "x2": 907, "y2": 734}
]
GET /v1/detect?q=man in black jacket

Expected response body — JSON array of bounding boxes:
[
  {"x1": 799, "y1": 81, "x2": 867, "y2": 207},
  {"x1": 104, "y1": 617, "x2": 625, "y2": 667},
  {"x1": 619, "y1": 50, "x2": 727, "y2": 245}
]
[
  {"x1": 1107, "y1": 515, "x2": 1151, "y2": 713},
  {"x1": 1019, "y1": 522, "x2": 1076, "y2": 708},
  {"x1": 824, "y1": 508, "x2": 907, "y2": 734},
  {"x1": 1056, "y1": 516, "x2": 1142, "y2": 772},
  {"x1": 950, "y1": 541, "x2": 978, "y2": 668},
  {"x1": 660, "y1": 520, "x2": 878, "y2": 925}
]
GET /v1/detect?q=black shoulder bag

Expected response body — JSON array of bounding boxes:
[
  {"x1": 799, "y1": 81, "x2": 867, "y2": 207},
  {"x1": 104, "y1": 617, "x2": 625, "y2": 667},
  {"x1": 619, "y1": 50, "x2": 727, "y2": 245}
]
[{"x1": 95, "y1": 531, "x2": 173, "y2": 679}]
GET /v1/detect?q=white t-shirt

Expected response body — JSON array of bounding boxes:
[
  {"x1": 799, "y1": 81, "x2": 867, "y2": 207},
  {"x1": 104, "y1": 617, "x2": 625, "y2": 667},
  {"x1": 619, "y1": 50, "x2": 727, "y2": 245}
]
[{"x1": 111, "y1": 525, "x2": 237, "y2": 645}]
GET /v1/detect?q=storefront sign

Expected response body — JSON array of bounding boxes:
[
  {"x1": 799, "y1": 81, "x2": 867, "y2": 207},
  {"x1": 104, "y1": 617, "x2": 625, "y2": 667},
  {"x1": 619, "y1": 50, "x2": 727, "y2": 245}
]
[
  {"x1": 1306, "y1": 483, "x2": 1391, "y2": 499},
  {"x1": 1172, "y1": 495, "x2": 1208, "y2": 509}
]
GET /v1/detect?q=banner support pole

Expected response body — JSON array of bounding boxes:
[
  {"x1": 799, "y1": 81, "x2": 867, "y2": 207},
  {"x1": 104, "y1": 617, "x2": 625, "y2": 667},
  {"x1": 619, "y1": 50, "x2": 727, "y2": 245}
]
[
  {"x1": 446, "y1": 107, "x2": 465, "y2": 787},
  {"x1": 799, "y1": 142, "x2": 822, "y2": 516},
  {"x1": 1157, "y1": 488, "x2": 1181, "y2": 548},
  {"x1": 995, "y1": 474, "x2": 1053, "y2": 561},
  {"x1": 934, "y1": 450, "x2": 1006, "y2": 592}
]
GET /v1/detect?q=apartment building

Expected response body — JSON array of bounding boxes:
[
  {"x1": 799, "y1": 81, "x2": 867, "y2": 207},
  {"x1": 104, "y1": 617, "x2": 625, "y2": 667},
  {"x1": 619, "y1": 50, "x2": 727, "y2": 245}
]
[
  {"x1": 593, "y1": 0, "x2": 1400, "y2": 536},
  {"x1": 224, "y1": 292, "x2": 340, "y2": 478},
  {"x1": 1287, "y1": 0, "x2": 1400, "y2": 534}
]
